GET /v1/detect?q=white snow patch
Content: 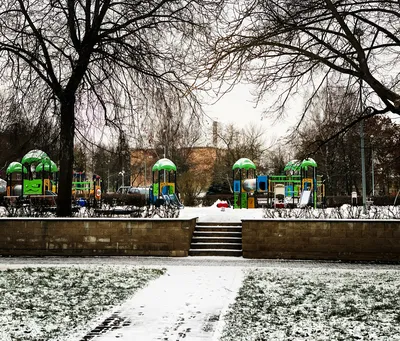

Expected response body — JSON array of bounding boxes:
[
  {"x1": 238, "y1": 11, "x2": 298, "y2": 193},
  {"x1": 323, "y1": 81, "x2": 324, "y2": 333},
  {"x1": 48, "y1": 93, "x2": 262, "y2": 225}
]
[{"x1": 69, "y1": 266, "x2": 243, "y2": 341}]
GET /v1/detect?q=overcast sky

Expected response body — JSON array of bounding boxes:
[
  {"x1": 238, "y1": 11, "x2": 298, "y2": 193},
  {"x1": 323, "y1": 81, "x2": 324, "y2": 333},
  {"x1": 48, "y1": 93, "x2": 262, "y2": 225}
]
[{"x1": 202, "y1": 83, "x2": 298, "y2": 146}]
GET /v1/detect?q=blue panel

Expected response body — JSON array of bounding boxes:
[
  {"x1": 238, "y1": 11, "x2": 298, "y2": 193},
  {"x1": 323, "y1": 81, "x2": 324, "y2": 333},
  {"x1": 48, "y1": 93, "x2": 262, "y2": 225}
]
[
  {"x1": 257, "y1": 175, "x2": 267, "y2": 192},
  {"x1": 285, "y1": 185, "x2": 293, "y2": 197},
  {"x1": 234, "y1": 180, "x2": 241, "y2": 193}
]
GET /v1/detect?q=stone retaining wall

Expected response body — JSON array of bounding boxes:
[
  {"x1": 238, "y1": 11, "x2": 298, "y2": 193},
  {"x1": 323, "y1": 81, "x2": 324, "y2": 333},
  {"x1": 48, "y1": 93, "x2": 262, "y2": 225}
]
[
  {"x1": 0, "y1": 218, "x2": 196, "y2": 257},
  {"x1": 242, "y1": 219, "x2": 400, "y2": 261}
]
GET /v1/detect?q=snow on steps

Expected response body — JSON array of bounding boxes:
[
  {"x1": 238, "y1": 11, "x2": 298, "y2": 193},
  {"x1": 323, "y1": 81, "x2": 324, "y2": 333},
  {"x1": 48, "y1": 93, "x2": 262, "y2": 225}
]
[{"x1": 189, "y1": 222, "x2": 242, "y2": 257}]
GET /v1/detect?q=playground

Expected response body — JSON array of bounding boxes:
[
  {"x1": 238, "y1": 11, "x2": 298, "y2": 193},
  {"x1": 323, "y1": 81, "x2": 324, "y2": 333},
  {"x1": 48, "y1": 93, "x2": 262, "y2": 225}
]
[
  {"x1": 1, "y1": 152, "x2": 399, "y2": 219},
  {"x1": 231, "y1": 157, "x2": 325, "y2": 209},
  {"x1": 1, "y1": 150, "x2": 184, "y2": 218}
]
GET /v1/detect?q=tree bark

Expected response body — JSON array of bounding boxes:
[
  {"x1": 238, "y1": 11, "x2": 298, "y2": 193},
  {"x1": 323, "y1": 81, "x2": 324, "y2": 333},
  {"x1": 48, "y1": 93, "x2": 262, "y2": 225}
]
[{"x1": 56, "y1": 92, "x2": 75, "y2": 217}]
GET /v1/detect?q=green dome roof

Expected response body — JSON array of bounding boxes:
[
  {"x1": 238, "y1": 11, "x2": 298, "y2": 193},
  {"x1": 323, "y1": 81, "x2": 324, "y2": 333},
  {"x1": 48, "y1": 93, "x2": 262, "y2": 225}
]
[
  {"x1": 301, "y1": 158, "x2": 317, "y2": 170},
  {"x1": 152, "y1": 158, "x2": 177, "y2": 172},
  {"x1": 36, "y1": 160, "x2": 58, "y2": 173},
  {"x1": 21, "y1": 149, "x2": 49, "y2": 164},
  {"x1": 6, "y1": 162, "x2": 27, "y2": 174},
  {"x1": 232, "y1": 158, "x2": 256, "y2": 170}
]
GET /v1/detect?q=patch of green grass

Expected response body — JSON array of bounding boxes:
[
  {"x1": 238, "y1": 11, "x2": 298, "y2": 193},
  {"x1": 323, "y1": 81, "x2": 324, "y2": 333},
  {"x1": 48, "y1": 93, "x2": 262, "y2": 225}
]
[
  {"x1": 0, "y1": 266, "x2": 165, "y2": 341},
  {"x1": 221, "y1": 268, "x2": 400, "y2": 341}
]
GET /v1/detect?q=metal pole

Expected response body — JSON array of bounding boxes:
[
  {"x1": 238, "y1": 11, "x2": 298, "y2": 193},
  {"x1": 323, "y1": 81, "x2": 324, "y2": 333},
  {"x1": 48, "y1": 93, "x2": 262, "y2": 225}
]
[
  {"x1": 360, "y1": 80, "x2": 367, "y2": 213},
  {"x1": 163, "y1": 146, "x2": 166, "y2": 183},
  {"x1": 371, "y1": 147, "x2": 375, "y2": 196},
  {"x1": 107, "y1": 168, "x2": 110, "y2": 192},
  {"x1": 144, "y1": 161, "x2": 146, "y2": 186}
]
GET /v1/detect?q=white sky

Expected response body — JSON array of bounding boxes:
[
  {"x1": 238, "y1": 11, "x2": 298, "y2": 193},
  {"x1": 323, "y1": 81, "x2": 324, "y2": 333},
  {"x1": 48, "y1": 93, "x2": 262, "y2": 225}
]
[{"x1": 202, "y1": 83, "x2": 299, "y2": 146}]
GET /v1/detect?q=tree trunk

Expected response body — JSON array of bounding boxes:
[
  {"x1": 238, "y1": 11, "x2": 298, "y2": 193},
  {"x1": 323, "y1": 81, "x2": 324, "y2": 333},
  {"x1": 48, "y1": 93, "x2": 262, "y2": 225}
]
[{"x1": 56, "y1": 92, "x2": 75, "y2": 217}]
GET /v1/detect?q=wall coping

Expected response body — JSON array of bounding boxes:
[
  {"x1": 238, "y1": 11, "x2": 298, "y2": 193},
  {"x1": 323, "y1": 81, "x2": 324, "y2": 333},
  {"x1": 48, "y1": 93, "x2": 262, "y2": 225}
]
[
  {"x1": 241, "y1": 218, "x2": 400, "y2": 222},
  {"x1": 0, "y1": 217, "x2": 198, "y2": 222}
]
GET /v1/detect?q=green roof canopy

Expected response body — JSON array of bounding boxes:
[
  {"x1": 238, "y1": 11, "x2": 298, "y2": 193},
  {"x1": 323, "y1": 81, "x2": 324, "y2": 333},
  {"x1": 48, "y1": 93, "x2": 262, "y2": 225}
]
[
  {"x1": 284, "y1": 159, "x2": 301, "y2": 172},
  {"x1": 152, "y1": 158, "x2": 177, "y2": 172},
  {"x1": 301, "y1": 158, "x2": 317, "y2": 170},
  {"x1": 232, "y1": 158, "x2": 256, "y2": 170},
  {"x1": 6, "y1": 162, "x2": 27, "y2": 174},
  {"x1": 36, "y1": 160, "x2": 58, "y2": 173},
  {"x1": 21, "y1": 149, "x2": 49, "y2": 165}
]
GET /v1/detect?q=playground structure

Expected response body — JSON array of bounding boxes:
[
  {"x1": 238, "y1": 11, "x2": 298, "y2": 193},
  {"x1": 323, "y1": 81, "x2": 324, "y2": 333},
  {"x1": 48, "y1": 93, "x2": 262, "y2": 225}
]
[
  {"x1": 5, "y1": 149, "x2": 102, "y2": 201},
  {"x1": 233, "y1": 158, "x2": 325, "y2": 209},
  {"x1": 150, "y1": 158, "x2": 183, "y2": 211},
  {"x1": 3, "y1": 150, "x2": 59, "y2": 215},
  {"x1": 2, "y1": 149, "x2": 105, "y2": 216},
  {"x1": 232, "y1": 158, "x2": 257, "y2": 209},
  {"x1": 72, "y1": 172, "x2": 102, "y2": 201},
  {"x1": 1, "y1": 151, "x2": 183, "y2": 218},
  {"x1": 6, "y1": 150, "x2": 58, "y2": 196}
]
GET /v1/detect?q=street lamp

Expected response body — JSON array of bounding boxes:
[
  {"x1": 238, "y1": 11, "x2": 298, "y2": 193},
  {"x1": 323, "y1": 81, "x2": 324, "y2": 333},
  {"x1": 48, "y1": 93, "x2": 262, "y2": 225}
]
[
  {"x1": 370, "y1": 135, "x2": 375, "y2": 197},
  {"x1": 118, "y1": 169, "x2": 125, "y2": 188}
]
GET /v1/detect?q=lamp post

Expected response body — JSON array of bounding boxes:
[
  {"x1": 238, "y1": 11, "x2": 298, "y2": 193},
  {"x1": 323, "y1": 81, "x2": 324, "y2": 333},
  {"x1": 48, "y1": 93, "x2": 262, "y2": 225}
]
[
  {"x1": 107, "y1": 159, "x2": 110, "y2": 193},
  {"x1": 144, "y1": 161, "x2": 147, "y2": 186},
  {"x1": 119, "y1": 169, "x2": 125, "y2": 188},
  {"x1": 370, "y1": 135, "x2": 375, "y2": 197}
]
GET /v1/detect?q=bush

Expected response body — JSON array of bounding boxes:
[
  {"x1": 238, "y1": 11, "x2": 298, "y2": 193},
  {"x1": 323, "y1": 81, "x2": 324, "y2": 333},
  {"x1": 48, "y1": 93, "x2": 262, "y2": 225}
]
[
  {"x1": 101, "y1": 193, "x2": 146, "y2": 207},
  {"x1": 325, "y1": 195, "x2": 399, "y2": 207}
]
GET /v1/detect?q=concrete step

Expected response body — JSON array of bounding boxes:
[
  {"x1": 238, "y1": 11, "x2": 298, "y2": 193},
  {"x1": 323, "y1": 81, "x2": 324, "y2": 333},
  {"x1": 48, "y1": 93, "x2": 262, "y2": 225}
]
[
  {"x1": 195, "y1": 226, "x2": 242, "y2": 232},
  {"x1": 196, "y1": 222, "x2": 242, "y2": 226},
  {"x1": 190, "y1": 222, "x2": 243, "y2": 257},
  {"x1": 188, "y1": 249, "x2": 243, "y2": 257},
  {"x1": 193, "y1": 231, "x2": 242, "y2": 238},
  {"x1": 189, "y1": 242, "x2": 242, "y2": 250},
  {"x1": 192, "y1": 236, "x2": 242, "y2": 243}
]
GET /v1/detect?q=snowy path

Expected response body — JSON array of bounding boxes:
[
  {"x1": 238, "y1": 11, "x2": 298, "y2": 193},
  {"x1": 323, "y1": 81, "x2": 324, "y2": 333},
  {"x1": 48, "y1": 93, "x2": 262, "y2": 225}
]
[{"x1": 75, "y1": 266, "x2": 243, "y2": 341}]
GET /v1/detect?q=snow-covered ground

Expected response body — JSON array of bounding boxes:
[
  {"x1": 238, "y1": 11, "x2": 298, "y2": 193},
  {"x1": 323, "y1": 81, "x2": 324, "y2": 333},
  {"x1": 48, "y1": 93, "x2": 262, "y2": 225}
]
[
  {"x1": 180, "y1": 203, "x2": 264, "y2": 222},
  {"x1": 1, "y1": 204, "x2": 400, "y2": 340},
  {"x1": 180, "y1": 201, "x2": 400, "y2": 221},
  {"x1": 1, "y1": 258, "x2": 400, "y2": 341}
]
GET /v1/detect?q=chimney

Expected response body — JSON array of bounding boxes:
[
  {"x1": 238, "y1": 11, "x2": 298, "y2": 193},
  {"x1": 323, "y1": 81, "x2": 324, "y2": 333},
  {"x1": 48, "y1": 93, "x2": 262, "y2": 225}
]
[{"x1": 212, "y1": 121, "x2": 218, "y2": 146}]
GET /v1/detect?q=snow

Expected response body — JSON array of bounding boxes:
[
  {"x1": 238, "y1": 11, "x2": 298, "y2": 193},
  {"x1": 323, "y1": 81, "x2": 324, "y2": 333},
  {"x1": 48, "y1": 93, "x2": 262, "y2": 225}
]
[
  {"x1": 180, "y1": 201, "x2": 264, "y2": 222},
  {"x1": 69, "y1": 266, "x2": 243, "y2": 341},
  {"x1": 1, "y1": 257, "x2": 400, "y2": 341},
  {"x1": 180, "y1": 203, "x2": 400, "y2": 221},
  {"x1": 1, "y1": 204, "x2": 400, "y2": 340},
  {"x1": 219, "y1": 268, "x2": 400, "y2": 341}
]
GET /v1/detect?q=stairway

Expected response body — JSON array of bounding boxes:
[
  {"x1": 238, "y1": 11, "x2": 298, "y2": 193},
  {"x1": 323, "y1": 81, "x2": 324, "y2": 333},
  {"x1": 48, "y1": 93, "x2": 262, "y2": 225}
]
[{"x1": 189, "y1": 222, "x2": 242, "y2": 257}]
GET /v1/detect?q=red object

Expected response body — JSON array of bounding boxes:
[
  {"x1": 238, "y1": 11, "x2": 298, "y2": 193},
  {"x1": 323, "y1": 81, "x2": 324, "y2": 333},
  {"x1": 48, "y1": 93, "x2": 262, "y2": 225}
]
[{"x1": 217, "y1": 202, "x2": 229, "y2": 208}]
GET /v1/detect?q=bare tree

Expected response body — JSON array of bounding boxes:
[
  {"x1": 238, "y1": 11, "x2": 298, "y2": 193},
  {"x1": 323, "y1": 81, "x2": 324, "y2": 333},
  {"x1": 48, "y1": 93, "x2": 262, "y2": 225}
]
[
  {"x1": 145, "y1": 89, "x2": 205, "y2": 168},
  {"x1": 209, "y1": 123, "x2": 269, "y2": 194},
  {"x1": 292, "y1": 85, "x2": 400, "y2": 195},
  {"x1": 210, "y1": 0, "x2": 400, "y2": 140},
  {"x1": 0, "y1": 96, "x2": 60, "y2": 170},
  {"x1": 0, "y1": 0, "x2": 221, "y2": 215}
]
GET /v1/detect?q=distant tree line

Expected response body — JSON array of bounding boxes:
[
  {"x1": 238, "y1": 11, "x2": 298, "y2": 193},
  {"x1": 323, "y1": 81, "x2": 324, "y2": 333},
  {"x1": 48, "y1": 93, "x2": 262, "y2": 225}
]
[
  {"x1": 0, "y1": 97, "x2": 60, "y2": 177},
  {"x1": 292, "y1": 87, "x2": 400, "y2": 197}
]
